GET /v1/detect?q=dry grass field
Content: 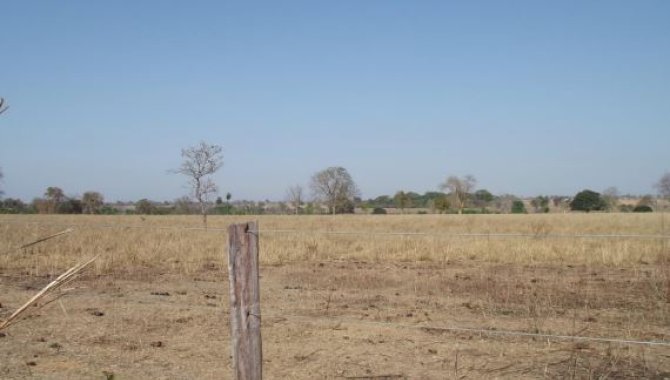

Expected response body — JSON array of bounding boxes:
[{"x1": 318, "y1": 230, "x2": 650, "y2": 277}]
[{"x1": 1, "y1": 214, "x2": 669, "y2": 379}]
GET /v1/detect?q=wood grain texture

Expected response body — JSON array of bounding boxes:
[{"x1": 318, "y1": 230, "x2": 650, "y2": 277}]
[{"x1": 227, "y1": 222, "x2": 262, "y2": 380}]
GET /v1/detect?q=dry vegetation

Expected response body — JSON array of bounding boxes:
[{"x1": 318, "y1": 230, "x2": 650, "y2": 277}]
[
  {"x1": 1, "y1": 213, "x2": 668, "y2": 273},
  {"x1": 1, "y1": 214, "x2": 669, "y2": 379}
]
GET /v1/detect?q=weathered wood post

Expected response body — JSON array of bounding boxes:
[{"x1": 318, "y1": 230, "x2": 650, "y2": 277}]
[{"x1": 227, "y1": 222, "x2": 262, "y2": 380}]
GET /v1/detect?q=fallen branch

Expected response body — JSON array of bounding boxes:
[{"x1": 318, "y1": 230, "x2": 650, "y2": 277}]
[
  {"x1": 0, "y1": 254, "x2": 98, "y2": 331},
  {"x1": 1, "y1": 228, "x2": 74, "y2": 255}
]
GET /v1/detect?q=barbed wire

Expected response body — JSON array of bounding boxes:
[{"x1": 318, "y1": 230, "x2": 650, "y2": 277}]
[
  {"x1": 260, "y1": 229, "x2": 670, "y2": 240},
  {"x1": 2, "y1": 219, "x2": 669, "y2": 356},
  {"x1": 0, "y1": 228, "x2": 74, "y2": 256},
  {"x1": 0, "y1": 219, "x2": 228, "y2": 232},
  {"x1": 265, "y1": 313, "x2": 670, "y2": 348},
  {"x1": 0, "y1": 219, "x2": 668, "y2": 240}
]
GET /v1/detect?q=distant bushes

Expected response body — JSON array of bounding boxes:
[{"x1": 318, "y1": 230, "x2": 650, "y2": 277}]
[
  {"x1": 462, "y1": 208, "x2": 491, "y2": 214},
  {"x1": 511, "y1": 200, "x2": 526, "y2": 214}
]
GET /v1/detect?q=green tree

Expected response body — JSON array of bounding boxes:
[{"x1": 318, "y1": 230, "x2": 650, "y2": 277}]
[
  {"x1": 511, "y1": 200, "x2": 526, "y2": 214},
  {"x1": 58, "y1": 198, "x2": 83, "y2": 214},
  {"x1": 335, "y1": 198, "x2": 356, "y2": 214},
  {"x1": 570, "y1": 190, "x2": 606, "y2": 212},
  {"x1": 304, "y1": 202, "x2": 315, "y2": 215},
  {"x1": 473, "y1": 189, "x2": 494, "y2": 208},
  {"x1": 99, "y1": 205, "x2": 119, "y2": 215},
  {"x1": 406, "y1": 192, "x2": 423, "y2": 208},
  {"x1": 0, "y1": 198, "x2": 27, "y2": 214},
  {"x1": 370, "y1": 195, "x2": 393, "y2": 208},
  {"x1": 633, "y1": 205, "x2": 653, "y2": 213}
]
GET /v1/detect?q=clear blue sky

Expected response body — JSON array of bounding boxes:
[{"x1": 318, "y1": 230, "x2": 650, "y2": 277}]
[{"x1": 1, "y1": 1, "x2": 668, "y2": 202}]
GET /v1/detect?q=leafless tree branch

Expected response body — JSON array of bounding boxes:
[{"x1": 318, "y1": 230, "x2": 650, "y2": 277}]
[
  {"x1": 0, "y1": 97, "x2": 8, "y2": 115},
  {"x1": 173, "y1": 141, "x2": 223, "y2": 226},
  {"x1": 440, "y1": 175, "x2": 477, "y2": 214}
]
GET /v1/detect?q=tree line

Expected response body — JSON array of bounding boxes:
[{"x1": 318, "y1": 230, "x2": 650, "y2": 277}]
[
  {"x1": 2, "y1": 172, "x2": 668, "y2": 216},
  {"x1": 1, "y1": 129, "x2": 669, "y2": 218}
]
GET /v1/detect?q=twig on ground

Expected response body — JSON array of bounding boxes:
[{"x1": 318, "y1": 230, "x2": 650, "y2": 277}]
[
  {"x1": 1, "y1": 228, "x2": 74, "y2": 255},
  {"x1": 0, "y1": 254, "x2": 98, "y2": 331}
]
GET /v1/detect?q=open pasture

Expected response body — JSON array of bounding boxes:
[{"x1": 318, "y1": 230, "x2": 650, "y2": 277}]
[{"x1": 1, "y1": 214, "x2": 669, "y2": 378}]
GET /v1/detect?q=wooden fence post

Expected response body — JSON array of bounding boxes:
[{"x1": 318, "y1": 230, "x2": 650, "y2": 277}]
[{"x1": 227, "y1": 221, "x2": 262, "y2": 380}]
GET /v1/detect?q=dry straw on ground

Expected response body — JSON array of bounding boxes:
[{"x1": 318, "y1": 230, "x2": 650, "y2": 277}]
[
  {"x1": 0, "y1": 213, "x2": 667, "y2": 275},
  {"x1": 0, "y1": 213, "x2": 669, "y2": 378}
]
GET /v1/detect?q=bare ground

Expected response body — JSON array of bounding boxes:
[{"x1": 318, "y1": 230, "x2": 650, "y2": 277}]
[{"x1": 2, "y1": 260, "x2": 670, "y2": 379}]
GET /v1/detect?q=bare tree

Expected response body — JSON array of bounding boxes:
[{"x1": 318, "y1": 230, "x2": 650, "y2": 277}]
[
  {"x1": 310, "y1": 167, "x2": 359, "y2": 214},
  {"x1": 45, "y1": 186, "x2": 65, "y2": 214},
  {"x1": 286, "y1": 185, "x2": 304, "y2": 215},
  {"x1": 656, "y1": 172, "x2": 670, "y2": 200},
  {"x1": 173, "y1": 141, "x2": 223, "y2": 227},
  {"x1": 82, "y1": 191, "x2": 104, "y2": 214},
  {"x1": 602, "y1": 187, "x2": 619, "y2": 211},
  {"x1": 439, "y1": 175, "x2": 476, "y2": 214}
]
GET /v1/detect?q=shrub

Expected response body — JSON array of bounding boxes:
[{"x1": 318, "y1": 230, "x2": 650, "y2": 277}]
[
  {"x1": 99, "y1": 206, "x2": 119, "y2": 215},
  {"x1": 618, "y1": 204, "x2": 634, "y2": 212},
  {"x1": 633, "y1": 205, "x2": 653, "y2": 213},
  {"x1": 462, "y1": 208, "x2": 489, "y2": 214},
  {"x1": 135, "y1": 199, "x2": 157, "y2": 215},
  {"x1": 372, "y1": 207, "x2": 387, "y2": 215},
  {"x1": 511, "y1": 200, "x2": 526, "y2": 214},
  {"x1": 58, "y1": 199, "x2": 83, "y2": 214},
  {"x1": 570, "y1": 190, "x2": 606, "y2": 212}
]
